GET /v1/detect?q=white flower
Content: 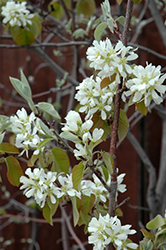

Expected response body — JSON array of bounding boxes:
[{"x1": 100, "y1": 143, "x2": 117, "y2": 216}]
[
  {"x1": 88, "y1": 214, "x2": 137, "y2": 250},
  {"x1": 1, "y1": 1, "x2": 34, "y2": 27},
  {"x1": 73, "y1": 144, "x2": 87, "y2": 158},
  {"x1": 61, "y1": 110, "x2": 82, "y2": 133},
  {"x1": 86, "y1": 38, "x2": 138, "y2": 81},
  {"x1": 91, "y1": 128, "x2": 104, "y2": 142},
  {"x1": 116, "y1": 173, "x2": 127, "y2": 199},
  {"x1": 10, "y1": 108, "x2": 46, "y2": 157},
  {"x1": 57, "y1": 174, "x2": 81, "y2": 199},
  {"x1": 124, "y1": 63, "x2": 166, "y2": 107},
  {"x1": 20, "y1": 168, "x2": 58, "y2": 208},
  {"x1": 75, "y1": 76, "x2": 114, "y2": 120}
]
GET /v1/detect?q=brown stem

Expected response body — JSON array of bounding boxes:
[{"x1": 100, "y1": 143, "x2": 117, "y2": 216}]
[
  {"x1": 109, "y1": 79, "x2": 122, "y2": 216},
  {"x1": 108, "y1": 0, "x2": 134, "y2": 218},
  {"x1": 121, "y1": 0, "x2": 134, "y2": 46}
]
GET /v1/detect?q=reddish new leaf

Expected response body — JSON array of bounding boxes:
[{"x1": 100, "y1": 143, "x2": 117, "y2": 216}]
[
  {"x1": 100, "y1": 74, "x2": 116, "y2": 89},
  {"x1": 5, "y1": 156, "x2": 23, "y2": 187}
]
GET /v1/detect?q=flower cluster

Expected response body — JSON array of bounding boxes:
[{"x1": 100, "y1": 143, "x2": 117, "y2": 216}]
[
  {"x1": 75, "y1": 76, "x2": 115, "y2": 120},
  {"x1": 20, "y1": 166, "x2": 126, "y2": 209},
  {"x1": 20, "y1": 168, "x2": 81, "y2": 207},
  {"x1": 88, "y1": 214, "x2": 138, "y2": 250},
  {"x1": 10, "y1": 108, "x2": 44, "y2": 157},
  {"x1": 1, "y1": 1, "x2": 34, "y2": 27},
  {"x1": 20, "y1": 168, "x2": 58, "y2": 208},
  {"x1": 61, "y1": 110, "x2": 104, "y2": 159},
  {"x1": 86, "y1": 38, "x2": 138, "y2": 82},
  {"x1": 75, "y1": 38, "x2": 166, "y2": 118},
  {"x1": 123, "y1": 63, "x2": 166, "y2": 107},
  {"x1": 81, "y1": 171, "x2": 126, "y2": 203}
]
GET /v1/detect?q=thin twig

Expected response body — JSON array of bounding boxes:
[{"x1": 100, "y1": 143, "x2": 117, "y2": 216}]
[
  {"x1": 31, "y1": 47, "x2": 79, "y2": 86},
  {"x1": 121, "y1": 0, "x2": 133, "y2": 46},
  {"x1": 0, "y1": 41, "x2": 90, "y2": 49},
  {"x1": 116, "y1": 197, "x2": 130, "y2": 209},
  {"x1": 0, "y1": 214, "x2": 62, "y2": 224},
  {"x1": 129, "y1": 43, "x2": 166, "y2": 60},
  {"x1": 59, "y1": 204, "x2": 86, "y2": 250}
]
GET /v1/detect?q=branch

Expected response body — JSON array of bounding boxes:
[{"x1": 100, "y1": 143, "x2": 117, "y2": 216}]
[
  {"x1": 129, "y1": 43, "x2": 166, "y2": 60},
  {"x1": 0, "y1": 214, "x2": 62, "y2": 224},
  {"x1": 127, "y1": 131, "x2": 157, "y2": 218},
  {"x1": 155, "y1": 118, "x2": 166, "y2": 216},
  {"x1": 59, "y1": 204, "x2": 86, "y2": 250},
  {"x1": 31, "y1": 47, "x2": 79, "y2": 86},
  {"x1": 121, "y1": 0, "x2": 134, "y2": 46},
  {"x1": 148, "y1": 0, "x2": 166, "y2": 50},
  {"x1": 0, "y1": 41, "x2": 90, "y2": 49}
]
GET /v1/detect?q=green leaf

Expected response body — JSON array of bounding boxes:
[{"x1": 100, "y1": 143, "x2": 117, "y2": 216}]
[
  {"x1": 136, "y1": 100, "x2": 148, "y2": 116},
  {"x1": 80, "y1": 194, "x2": 95, "y2": 215},
  {"x1": 10, "y1": 26, "x2": 35, "y2": 45},
  {"x1": 102, "y1": 152, "x2": 113, "y2": 175},
  {"x1": 146, "y1": 214, "x2": 165, "y2": 231},
  {"x1": 72, "y1": 28, "x2": 86, "y2": 39},
  {"x1": 0, "y1": 143, "x2": 19, "y2": 155},
  {"x1": 51, "y1": 147, "x2": 70, "y2": 174},
  {"x1": 37, "y1": 102, "x2": 61, "y2": 121},
  {"x1": 71, "y1": 196, "x2": 80, "y2": 226},
  {"x1": 78, "y1": 210, "x2": 91, "y2": 226},
  {"x1": 39, "y1": 120, "x2": 55, "y2": 138},
  {"x1": 76, "y1": 0, "x2": 96, "y2": 17},
  {"x1": 0, "y1": 115, "x2": 11, "y2": 133},
  {"x1": 132, "y1": 0, "x2": 142, "y2": 3},
  {"x1": 72, "y1": 161, "x2": 85, "y2": 191},
  {"x1": 118, "y1": 109, "x2": 129, "y2": 142},
  {"x1": 161, "y1": 244, "x2": 166, "y2": 250},
  {"x1": 100, "y1": 165, "x2": 109, "y2": 182},
  {"x1": 60, "y1": 131, "x2": 80, "y2": 143},
  {"x1": 5, "y1": 156, "x2": 23, "y2": 187},
  {"x1": 116, "y1": 16, "x2": 125, "y2": 26},
  {"x1": 9, "y1": 71, "x2": 35, "y2": 112},
  {"x1": 0, "y1": 132, "x2": 5, "y2": 145},
  {"x1": 37, "y1": 138, "x2": 53, "y2": 150},
  {"x1": 94, "y1": 22, "x2": 107, "y2": 41},
  {"x1": 140, "y1": 240, "x2": 154, "y2": 250},
  {"x1": 42, "y1": 199, "x2": 57, "y2": 226},
  {"x1": 0, "y1": 122, "x2": 11, "y2": 133},
  {"x1": 28, "y1": 154, "x2": 39, "y2": 166},
  {"x1": 155, "y1": 227, "x2": 166, "y2": 248},
  {"x1": 29, "y1": 15, "x2": 42, "y2": 39}
]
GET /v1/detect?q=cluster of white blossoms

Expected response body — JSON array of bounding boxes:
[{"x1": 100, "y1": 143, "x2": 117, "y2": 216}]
[
  {"x1": 20, "y1": 168, "x2": 58, "y2": 208},
  {"x1": 10, "y1": 108, "x2": 44, "y2": 157},
  {"x1": 86, "y1": 39, "x2": 138, "y2": 82},
  {"x1": 20, "y1": 167, "x2": 126, "y2": 208},
  {"x1": 75, "y1": 76, "x2": 115, "y2": 120},
  {"x1": 75, "y1": 38, "x2": 166, "y2": 121},
  {"x1": 20, "y1": 168, "x2": 81, "y2": 207},
  {"x1": 1, "y1": 1, "x2": 34, "y2": 27},
  {"x1": 61, "y1": 110, "x2": 104, "y2": 159},
  {"x1": 123, "y1": 63, "x2": 166, "y2": 107},
  {"x1": 81, "y1": 172, "x2": 126, "y2": 203},
  {"x1": 88, "y1": 214, "x2": 138, "y2": 250}
]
